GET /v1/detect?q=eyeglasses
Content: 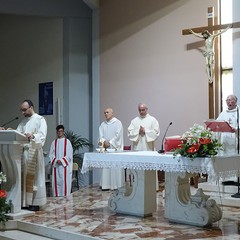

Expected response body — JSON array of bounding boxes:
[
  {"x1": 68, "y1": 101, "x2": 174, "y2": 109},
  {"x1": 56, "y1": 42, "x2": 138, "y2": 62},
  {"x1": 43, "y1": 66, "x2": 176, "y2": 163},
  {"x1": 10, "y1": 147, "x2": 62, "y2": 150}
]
[{"x1": 20, "y1": 107, "x2": 30, "y2": 112}]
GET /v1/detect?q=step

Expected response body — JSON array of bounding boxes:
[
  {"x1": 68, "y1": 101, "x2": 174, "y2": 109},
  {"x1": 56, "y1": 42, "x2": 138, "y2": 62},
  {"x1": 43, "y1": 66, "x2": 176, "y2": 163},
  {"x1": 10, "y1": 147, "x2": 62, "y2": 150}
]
[
  {"x1": 0, "y1": 230, "x2": 54, "y2": 240},
  {"x1": 0, "y1": 221, "x2": 98, "y2": 240},
  {"x1": 199, "y1": 181, "x2": 239, "y2": 194}
]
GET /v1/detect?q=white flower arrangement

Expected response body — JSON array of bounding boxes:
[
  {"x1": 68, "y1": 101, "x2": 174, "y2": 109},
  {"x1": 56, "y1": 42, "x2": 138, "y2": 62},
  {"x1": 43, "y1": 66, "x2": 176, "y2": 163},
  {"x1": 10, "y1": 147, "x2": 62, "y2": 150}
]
[
  {"x1": 0, "y1": 172, "x2": 7, "y2": 185},
  {"x1": 173, "y1": 123, "x2": 222, "y2": 160}
]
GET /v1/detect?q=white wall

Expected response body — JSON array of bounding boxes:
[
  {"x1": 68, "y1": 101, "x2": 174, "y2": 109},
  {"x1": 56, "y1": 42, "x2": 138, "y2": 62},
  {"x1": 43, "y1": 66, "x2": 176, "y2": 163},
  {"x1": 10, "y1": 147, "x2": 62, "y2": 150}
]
[
  {"x1": 0, "y1": 14, "x2": 93, "y2": 153},
  {"x1": 0, "y1": 2, "x2": 94, "y2": 185},
  {"x1": 100, "y1": 0, "x2": 218, "y2": 149},
  {"x1": 63, "y1": 17, "x2": 92, "y2": 140},
  {"x1": 0, "y1": 15, "x2": 63, "y2": 150}
]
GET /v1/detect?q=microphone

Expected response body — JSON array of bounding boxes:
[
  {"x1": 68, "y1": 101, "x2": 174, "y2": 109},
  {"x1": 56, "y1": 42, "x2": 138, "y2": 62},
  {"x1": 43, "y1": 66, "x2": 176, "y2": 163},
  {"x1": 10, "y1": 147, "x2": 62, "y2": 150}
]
[
  {"x1": 1, "y1": 117, "x2": 19, "y2": 127},
  {"x1": 158, "y1": 122, "x2": 173, "y2": 154}
]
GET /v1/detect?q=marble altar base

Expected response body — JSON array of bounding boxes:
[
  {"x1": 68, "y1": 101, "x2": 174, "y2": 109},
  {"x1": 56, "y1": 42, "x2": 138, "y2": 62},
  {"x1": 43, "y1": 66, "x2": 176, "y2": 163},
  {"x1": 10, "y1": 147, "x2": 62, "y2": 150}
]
[
  {"x1": 108, "y1": 170, "x2": 156, "y2": 217},
  {"x1": 164, "y1": 172, "x2": 222, "y2": 226}
]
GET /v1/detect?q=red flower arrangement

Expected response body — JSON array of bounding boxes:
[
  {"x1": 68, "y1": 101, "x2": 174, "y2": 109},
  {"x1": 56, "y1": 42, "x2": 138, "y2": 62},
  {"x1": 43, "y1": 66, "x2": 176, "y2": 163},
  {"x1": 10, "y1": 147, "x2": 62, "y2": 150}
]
[
  {"x1": 173, "y1": 124, "x2": 222, "y2": 160},
  {"x1": 0, "y1": 173, "x2": 10, "y2": 223},
  {"x1": 0, "y1": 189, "x2": 7, "y2": 198}
]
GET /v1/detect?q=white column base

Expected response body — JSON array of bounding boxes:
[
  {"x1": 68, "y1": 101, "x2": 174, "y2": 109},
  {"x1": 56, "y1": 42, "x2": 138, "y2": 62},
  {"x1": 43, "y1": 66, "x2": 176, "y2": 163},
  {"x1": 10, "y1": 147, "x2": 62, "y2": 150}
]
[
  {"x1": 164, "y1": 172, "x2": 222, "y2": 226},
  {"x1": 108, "y1": 170, "x2": 156, "y2": 217}
]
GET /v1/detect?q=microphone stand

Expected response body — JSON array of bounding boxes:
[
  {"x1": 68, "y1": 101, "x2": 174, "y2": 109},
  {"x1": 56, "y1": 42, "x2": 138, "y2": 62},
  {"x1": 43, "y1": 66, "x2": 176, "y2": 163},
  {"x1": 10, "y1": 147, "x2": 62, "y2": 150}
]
[
  {"x1": 1, "y1": 117, "x2": 19, "y2": 128},
  {"x1": 231, "y1": 106, "x2": 240, "y2": 198},
  {"x1": 158, "y1": 122, "x2": 172, "y2": 154}
]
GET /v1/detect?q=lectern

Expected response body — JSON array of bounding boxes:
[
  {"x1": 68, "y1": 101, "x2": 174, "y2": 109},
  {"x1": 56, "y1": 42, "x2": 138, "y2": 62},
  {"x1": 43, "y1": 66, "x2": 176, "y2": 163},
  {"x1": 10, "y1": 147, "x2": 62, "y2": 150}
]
[{"x1": 0, "y1": 130, "x2": 28, "y2": 215}]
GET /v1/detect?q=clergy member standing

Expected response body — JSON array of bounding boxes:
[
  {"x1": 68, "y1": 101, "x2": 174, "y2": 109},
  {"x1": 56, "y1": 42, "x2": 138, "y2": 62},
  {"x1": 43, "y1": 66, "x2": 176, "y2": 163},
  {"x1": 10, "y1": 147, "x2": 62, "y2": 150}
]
[
  {"x1": 128, "y1": 103, "x2": 160, "y2": 151},
  {"x1": 49, "y1": 125, "x2": 73, "y2": 197},
  {"x1": 128, "y1": 103, "x2": 160, "y2": 190},
  {"x1": 99, "y1": 108, "x2": 124, "y2": 190},
  {"x1": 216, "y1": 94, "x2": 240, "y2": 155},
  {"x1": 17, "y1": 99, "x2": 47, "y2": 210}
]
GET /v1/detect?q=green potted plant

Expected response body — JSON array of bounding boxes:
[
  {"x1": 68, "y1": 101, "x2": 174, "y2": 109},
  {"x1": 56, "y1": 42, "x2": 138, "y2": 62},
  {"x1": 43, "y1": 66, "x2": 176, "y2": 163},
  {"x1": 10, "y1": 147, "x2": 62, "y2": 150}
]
[
  {"x1": 64, "y1": 130, "x2": 93, "y2": 169},
  {"x1": 64, "y1": 130, "x2": 93, "y2": 189}
]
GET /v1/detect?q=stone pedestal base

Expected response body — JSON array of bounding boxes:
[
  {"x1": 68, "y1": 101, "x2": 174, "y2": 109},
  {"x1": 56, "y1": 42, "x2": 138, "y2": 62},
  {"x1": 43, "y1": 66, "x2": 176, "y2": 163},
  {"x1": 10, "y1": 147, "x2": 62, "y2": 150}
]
[
  {"x1": 6, "y1": 210, "x2": 34, "y2": 220},
  {"x1": 108, "y1": 170, "x2": 156, "y2": 217},
  {"x1": 165, "y1": 172, "x2": 222, "y2": 226}
]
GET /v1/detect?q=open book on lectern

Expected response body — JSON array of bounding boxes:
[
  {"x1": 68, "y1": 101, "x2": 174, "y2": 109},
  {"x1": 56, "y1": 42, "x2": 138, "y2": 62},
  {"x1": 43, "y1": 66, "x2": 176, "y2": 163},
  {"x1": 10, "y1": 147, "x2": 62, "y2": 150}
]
[{"x1": 204, "y1": 120, "x2": 235, "y2": 133}]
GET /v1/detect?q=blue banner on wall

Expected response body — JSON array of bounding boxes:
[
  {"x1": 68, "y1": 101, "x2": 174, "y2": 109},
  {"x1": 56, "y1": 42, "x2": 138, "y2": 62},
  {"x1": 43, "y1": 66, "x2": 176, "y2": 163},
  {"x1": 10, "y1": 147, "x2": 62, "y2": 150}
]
[{"x1": 39, "y1": 82, "x2": 53, "y2": 115}]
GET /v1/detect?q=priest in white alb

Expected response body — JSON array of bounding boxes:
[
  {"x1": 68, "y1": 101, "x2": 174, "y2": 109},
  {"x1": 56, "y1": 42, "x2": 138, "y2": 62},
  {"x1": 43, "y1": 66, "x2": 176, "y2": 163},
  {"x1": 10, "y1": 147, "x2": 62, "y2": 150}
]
[
  {"x1": 128, "y1": 103, "x2": 160, "y2": 151},
  {"x1": 99, "y1": 108, "x2": 124, "y2": 190},
  {"x1": 17, "y1": 99, "x2": 47, "y2": 210},
  {"x1": 49, "y1": 125, "x2": 73, "y2": 197},
  {"x1": 216, "y1": 94, "x2": 240, "y2": 155},
  {"x1": 200, "y1": 94, "x2": 240, "y2": 192},
  {"x1": 128, "y1": 103, "x2": 160, "y2": 190}
]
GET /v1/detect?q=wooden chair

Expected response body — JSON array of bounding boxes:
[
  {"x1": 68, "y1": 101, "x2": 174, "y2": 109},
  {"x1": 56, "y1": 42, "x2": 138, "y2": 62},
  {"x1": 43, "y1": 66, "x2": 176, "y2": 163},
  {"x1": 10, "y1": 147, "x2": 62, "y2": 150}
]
[
  {"x1": 122, "y1": 146, "x2": 162, "y2": 190},
  {"x1": 71, "y1": 162, "x2": 79, "y2": 192},
  {"x1": 45, "y1": 163, "x2": 52, "y2": 197},
  {"x1": 191, "y1": 173, "x2": 208, "y2": 188},
  {"x1": 123, "y1": 146, "x2": 131, "y2": 182}
]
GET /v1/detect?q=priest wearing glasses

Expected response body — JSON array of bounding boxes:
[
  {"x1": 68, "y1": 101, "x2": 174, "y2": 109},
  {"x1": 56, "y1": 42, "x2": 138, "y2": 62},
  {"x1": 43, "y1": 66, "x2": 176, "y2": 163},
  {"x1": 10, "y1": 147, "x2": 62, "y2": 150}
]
[{"x1": 17, "y1": 99, "x2": 47, "y2": 211}]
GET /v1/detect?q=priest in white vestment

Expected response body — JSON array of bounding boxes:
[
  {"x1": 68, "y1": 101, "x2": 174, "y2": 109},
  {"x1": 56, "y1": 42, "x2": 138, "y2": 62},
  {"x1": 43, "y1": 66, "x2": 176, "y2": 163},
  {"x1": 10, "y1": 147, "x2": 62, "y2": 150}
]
[
  {"x1": 99, "y1": 108, "x2": 124, "y2": 190},
  {"x1": 17, "y1": 99, "x2": 47, "y2": 210},
  {"x1": 49, "y1": 125, "x2": 73, "y2": 197},
  {"x1": 216, "y1": 94, "x2": 240, "y2": 155},
  {"x1": 128, "y1": 103, "x2": 160, "y2": 190},
  {"x1": 199, "y1": 95, "x2": 240, "y2": 192},
  {"x1": 128, "y1": 103, "x2": 160, "y2": 151}
]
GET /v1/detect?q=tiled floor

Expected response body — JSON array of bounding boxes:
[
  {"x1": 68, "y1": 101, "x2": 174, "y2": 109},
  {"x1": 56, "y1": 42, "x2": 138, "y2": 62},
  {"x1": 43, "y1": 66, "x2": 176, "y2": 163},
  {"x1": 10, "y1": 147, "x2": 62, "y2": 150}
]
[{"x1": 19, "y1": 184, "x2": 240, "y2": 239}]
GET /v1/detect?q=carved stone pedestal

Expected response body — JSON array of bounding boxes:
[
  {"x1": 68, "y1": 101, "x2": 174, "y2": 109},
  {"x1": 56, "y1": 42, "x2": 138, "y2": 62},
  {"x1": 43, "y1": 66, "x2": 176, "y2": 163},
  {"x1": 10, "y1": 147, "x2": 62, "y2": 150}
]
[
  {"x1": 165, "y1": 172, "x2": 222, "y2": 226},
  {"x1": 108, "y1": 170, "x2": 156, "y2": 217}
]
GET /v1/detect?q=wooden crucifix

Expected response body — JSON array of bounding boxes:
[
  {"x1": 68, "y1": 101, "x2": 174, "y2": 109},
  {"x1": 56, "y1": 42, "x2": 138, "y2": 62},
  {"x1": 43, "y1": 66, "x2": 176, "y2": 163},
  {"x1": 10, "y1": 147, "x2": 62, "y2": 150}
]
[{"x1": 182, "y1": 7, "x2": 240, "y2": 119}]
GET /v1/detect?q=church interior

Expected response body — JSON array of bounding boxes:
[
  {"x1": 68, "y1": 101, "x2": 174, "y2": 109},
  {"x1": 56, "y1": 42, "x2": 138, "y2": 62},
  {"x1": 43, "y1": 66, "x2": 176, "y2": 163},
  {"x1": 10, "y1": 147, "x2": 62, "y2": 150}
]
[{"x1": 1, "y1": 0, "x2": 240, "y2": 239}]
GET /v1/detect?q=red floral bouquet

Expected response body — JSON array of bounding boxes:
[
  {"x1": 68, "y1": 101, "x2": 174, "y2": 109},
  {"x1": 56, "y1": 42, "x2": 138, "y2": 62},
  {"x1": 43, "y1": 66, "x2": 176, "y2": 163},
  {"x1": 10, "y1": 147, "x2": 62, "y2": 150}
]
[
  {"x1": 173, "y1": 124, "x2": 222, "y2": 160},
  {"x1": 0, "y1": 173, "x2": 10, "y2": 223}
]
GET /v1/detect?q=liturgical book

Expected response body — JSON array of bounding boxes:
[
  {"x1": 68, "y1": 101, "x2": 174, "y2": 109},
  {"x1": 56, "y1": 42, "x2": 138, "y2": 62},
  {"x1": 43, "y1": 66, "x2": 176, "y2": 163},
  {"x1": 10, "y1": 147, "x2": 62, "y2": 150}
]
[{"x1": 204, "y1": 120, "x2": 235, "y2": 133}]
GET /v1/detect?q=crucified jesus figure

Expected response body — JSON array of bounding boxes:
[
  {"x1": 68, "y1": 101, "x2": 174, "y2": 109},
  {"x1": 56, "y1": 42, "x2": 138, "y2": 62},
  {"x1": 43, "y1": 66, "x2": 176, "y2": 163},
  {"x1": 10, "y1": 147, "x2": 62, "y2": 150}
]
[{"x1": 189, "y1": 25, "x2": 232, "y2": 83}]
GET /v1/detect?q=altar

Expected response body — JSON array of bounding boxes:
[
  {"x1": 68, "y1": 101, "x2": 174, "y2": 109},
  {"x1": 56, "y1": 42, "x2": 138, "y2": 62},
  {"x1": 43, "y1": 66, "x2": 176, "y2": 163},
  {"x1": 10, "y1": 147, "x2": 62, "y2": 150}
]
[{"x1": 82, "y1": 151, "x2": 240, "y2": 226}]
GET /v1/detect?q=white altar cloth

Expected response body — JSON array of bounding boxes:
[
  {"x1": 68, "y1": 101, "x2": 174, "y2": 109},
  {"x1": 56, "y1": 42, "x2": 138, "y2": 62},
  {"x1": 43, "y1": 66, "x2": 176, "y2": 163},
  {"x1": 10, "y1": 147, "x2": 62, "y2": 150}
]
[{"x1": 82, "y1": 151, "x2": 240, "y2": 181}]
